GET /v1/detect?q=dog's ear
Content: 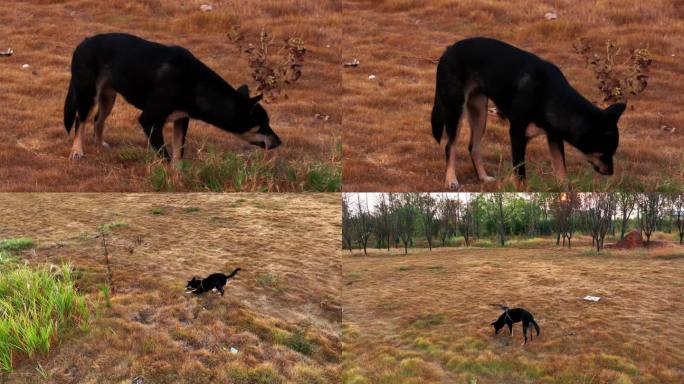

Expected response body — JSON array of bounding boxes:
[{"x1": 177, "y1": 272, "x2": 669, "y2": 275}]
[
  {"x1": 249, "y1": 94, "x2": 263, "y2": 105},
  {"x1": 605, "y1": 102, "x2": 627, "y2": 123},
  {"x1": 237, "y1": 84, "x2": 250, "y2": 98}
]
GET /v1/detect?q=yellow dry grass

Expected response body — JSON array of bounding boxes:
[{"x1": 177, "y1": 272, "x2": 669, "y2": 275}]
[
  {"x1": 341, "y1": 0, "x2": 684, "y2": 191},
  {"x1": 343, "y1": 245, "x2": 684, "y2": 383},
  {"x1": 0, "y1": 0, "x2": 341, "y2": 191},
  {"x1": 0, "y1": 193, "x2": 341, "y2": 383}
]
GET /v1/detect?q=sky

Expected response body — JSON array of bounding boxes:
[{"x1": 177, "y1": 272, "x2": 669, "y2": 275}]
[{"x1": 343, "y1": 193, "x2": 479, "y2": 213}]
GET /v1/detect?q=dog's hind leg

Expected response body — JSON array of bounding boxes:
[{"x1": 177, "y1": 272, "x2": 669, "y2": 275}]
[
  {"x1": 441, "y1": 95, "x2": 465, "y2": 190},
  {"x1": 93, "y1": 89, "x2": 116, "y2": 149},
  {"x1": 172, "y1": 117, "x2": 189, "y2": 166},
  {"x1": 466, "y1": 93, "x2": 495, "y2": 182},
  {"x1": 70, "y1": 89, "x2": 95, "y2": 160}
]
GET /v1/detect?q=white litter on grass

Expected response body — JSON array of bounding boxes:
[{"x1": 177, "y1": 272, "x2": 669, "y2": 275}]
[
  {"x1": 583, "y1": 295, "x2": 601, "y2": 302},
  {"x1": 544, "y1": 12, "x2": 558, "y2": 20},
  {"x1": 343, "y1": 58, "x2": 360, "y2": 67},
  {"x1": 0, "y1": 48, "x2": 13, "y2": 57},
  {"x1": 368, "y1": 74, "x2": 376, "y2": 80},
  {"x1": 230, "y1": 347, "x2": 238, "y2": 354},
  {"x1": 200, "y1": 4, "x2": 213, "y2": 12},
  {"x1": 21, "y1": 64, "x2": 30, "y2": 69}
]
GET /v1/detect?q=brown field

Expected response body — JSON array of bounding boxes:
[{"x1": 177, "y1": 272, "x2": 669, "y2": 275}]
[
  {"x1": 0, "y1": 0, "x2": 341, "y2": 192},
  {"x1": 342, "y1": 0, "x2": 684, "y2": 191},
  {"x1": 0, "y1": 193, "x2": 341, "y2": 383},
  {"x1": 342, "y1": 243, "x2": 684, "y2": 383}
]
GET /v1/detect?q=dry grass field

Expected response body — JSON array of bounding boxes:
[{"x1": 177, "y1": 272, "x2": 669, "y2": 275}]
[
  {"x1": 0, "y1": 0, "x2": 341, "y2": 192},
  {"x1": 342, "y1": 0, "x2": 684, "y2": 191},
  {"x1": 342, "y1": 244, "x2": 684, "y2": 383},
  {"x1": 0, "y1": 193, "x2": 341, "y2": 383}
]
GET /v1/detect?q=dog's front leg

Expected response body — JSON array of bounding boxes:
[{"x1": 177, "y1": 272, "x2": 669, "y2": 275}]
[
  {"x1": 510, "y1": 123, "x2": 528, "y2": 186},
  {"x1": 547, "y1": 136, "x2": 567, "y2": 181}
]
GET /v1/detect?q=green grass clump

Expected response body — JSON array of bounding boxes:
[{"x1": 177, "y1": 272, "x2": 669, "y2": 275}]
[
  {"x1": 150, "y1": 164, "x2": 172, "y2": 192},
  {"x1": 225, "y1": 363, "x2": 284, "y2": 384},
  {"x1": 97, "y1": 220, "x2": 128, "y2": 233},
  {"x1": 99, "y1": 284, "x2": 111, "y2": 308},
  {"x1": 0, "y1": 237, "x2": 34, "y2": 252},
  {"x1": 183, "y1": 206, "x2": 200, "y2": 213},
  {"x1": 146, "y1": 145, "x2": 341, "y2": 192},
  {"x1": 150, "y1": 207, "x2": 165, "y2": 215},
  {"x1": 278, "y1": 327, "x2": 313, "y2": 356},
  {"x1": 0, "y1": 250, "x2": 14, "y2": 266},
  {"x1": 257, "y1": 272, "x2": 282, "y2": 293},
  {"x1": 0, "y1": 264, "x2": 89, "y2": 372},
  {"x1": 303, "y1": 162, "x2": 342, "y2": 192},
  {"x1": 410, "y1": 313, "x2": 445, "y2": 329}
]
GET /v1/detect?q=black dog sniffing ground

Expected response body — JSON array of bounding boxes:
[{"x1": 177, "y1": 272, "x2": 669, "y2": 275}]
[
  {"x1": 432, "y1": 37, "x2": 626, "y2": 189},
  {"x1": 186, "y1": 268, "x2": 241, "y2": 296},
  {"x1": 490, "y1": 304, "x2": 540, "y2": 344}
]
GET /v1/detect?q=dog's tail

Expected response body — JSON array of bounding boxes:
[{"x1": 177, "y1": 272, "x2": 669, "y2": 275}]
[
  {"x1": 431, "y1": 92, "x2": 444, "y2": 143},
  {"x1": 227, "y1": 268, "x2": 241, "y2": 279},
  {"x1": 531, "y1": 319, "x2": 540, "y2": 336},
  {"x1": 64, "y1": 79, "x2": 77, "y2": 135}
]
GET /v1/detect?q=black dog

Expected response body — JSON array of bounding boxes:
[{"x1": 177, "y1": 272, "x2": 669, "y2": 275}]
[
  {"x1": 64, "y1": 33, "x2": 281, "y2": 163},
  {"x1": 490, "y1": 305, "x2": 540, "y2": 344},
  {"x1": 186, "y1": 268, "x2": 241, "y2": 296},
  {"x1": 432, "y1": 37, "x2": 626, "y2": 189}
]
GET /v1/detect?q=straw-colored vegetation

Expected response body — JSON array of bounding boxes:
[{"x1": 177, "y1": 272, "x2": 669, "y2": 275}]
[
  {"x1": 343, "y1": 244, "x2": 684, "y2": 383},
  {"x1": 0, "y1": 193, "x2": 341, "y2": 383}
]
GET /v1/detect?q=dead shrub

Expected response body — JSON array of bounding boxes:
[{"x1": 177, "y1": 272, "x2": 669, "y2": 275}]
[
  {"x1": 230, "y1": 28, "x2": 306, "y2": 101},
  {"x1": 573, "y1": 39, "x2": 652, "y2": 103}
]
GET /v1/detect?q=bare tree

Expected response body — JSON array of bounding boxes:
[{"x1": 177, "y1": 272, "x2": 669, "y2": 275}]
[
  {"x1": 639, "y1": 193, "x2": 663, "y2": 246},
  {"x1": 551, "y1": 193, "x2": 581, "y2": 248},
  {"x1": 396, "y1": 195, "x2": 416, "y2": 254},
  {"x1": 342, "y1": 194, "x2": 353, "y2": 252},
  {"x1": 587, "y1": 193, "x2": 617, "y2": 252},
  {"x1": 616, "y1": 192, "x2": 637, "y2": 239},
  {"x1": 671, "y1": 193, "x2": 684, "y2": 245},
  {"x1": 416, "y1": 193, "x2": 438, "y2": 250},
  {"x1": 374, "y1": 194, "x2": 393, "y2": 251},
  {"x1": 439, "y1": 196, "x2": 458, "y2": 246},
  {"x1": 458, "y1": 198, "x2": 475, "y2": 246},
  {"x1": 487, "y1": 193, "x2": 508, "y2": 246},
  {"x1": 355, "y1": 194, "x2": 372, "y2": 255}
]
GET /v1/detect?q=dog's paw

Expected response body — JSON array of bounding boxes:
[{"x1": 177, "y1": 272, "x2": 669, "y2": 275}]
[
  {"x1": 446, "y1": 181, "x2": 461, "y2": 191},
  {"x1": 480, "y1": 175, "x2": 496, "y2": 182},
  {"x1": 101, "y1": 141, "x2": 111, "y2": 149},
  {"x1": 69, "y1": 152, "x2": 85, "y2": 160}
]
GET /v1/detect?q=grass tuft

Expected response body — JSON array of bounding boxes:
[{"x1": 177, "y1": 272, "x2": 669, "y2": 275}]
[
  {"x1": 0, "y1": 263, "x2": 88, "y2": 372},
  {"x1": 97, "y1": 220, "x2": 128, "y2": 233},
  {"x1": 0, "y1": 238, "x2": 34, "y2": 252}
]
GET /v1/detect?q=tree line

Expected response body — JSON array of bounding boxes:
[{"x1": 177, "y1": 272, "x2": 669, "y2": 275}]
[{"x1": 342, "y1": 193, "x2": 684, "y2": 254}]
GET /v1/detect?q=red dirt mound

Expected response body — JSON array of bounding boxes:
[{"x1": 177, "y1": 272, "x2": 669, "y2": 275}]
[{"x1": 608, "y1": 230, "x2": 644, "y2": 249}]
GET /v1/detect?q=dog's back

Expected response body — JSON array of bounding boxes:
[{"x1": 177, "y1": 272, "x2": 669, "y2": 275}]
[{"x1": 66, "y1": 33, "x2": 221, "y2": 116}]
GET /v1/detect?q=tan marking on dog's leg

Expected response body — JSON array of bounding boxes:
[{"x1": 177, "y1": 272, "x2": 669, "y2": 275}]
[
  {"x1": 69, "y1": 118, "x2": 86, "y2": 160},
  {"x1": 467, "y1": 94, "x2": 495, "y2": 182},
  {"x1": 94, "y1": 91, "x2": 116, "y2": 149},
  {"x1": 445, "y1": 139, "x2": 460, "y2": 190},
  {"x1": 548, "y1": 139, "x2": 567, "y2": 180}
]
